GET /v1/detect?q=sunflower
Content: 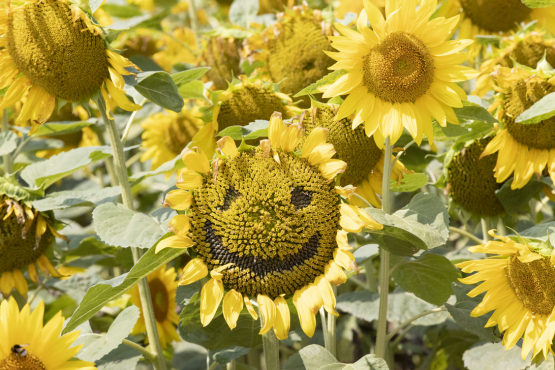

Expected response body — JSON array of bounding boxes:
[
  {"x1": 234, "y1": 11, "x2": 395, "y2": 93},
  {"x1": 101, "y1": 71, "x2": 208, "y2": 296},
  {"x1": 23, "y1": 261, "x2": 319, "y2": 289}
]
[
  {"x1": 456, "y1": 230, "x2": 555, "y2": 360},
  {"x1": 201, "y1": 35, "x2": 244, "y2": 91},
  {"x1": 445, "y1": 136, "x2": 505, "y2": 218},
  {"x1": 0, "y1": 297, "x2": 96, "y2": 370},
  {"x1": 153, "y1": 27, "x2": 198, "y2": 72},
  {"x1": 480, "y1": 66, "x2": 555, "y2": 189},
  {"x1": 140, "y1": 107, "x2": 203, "y2": 171},
  {"x1": 335, "y1": 0, "x2": 384, "y2": 19},
  {"x1": 156, "y1": 112, "x2": 383, "y2": 338},
  {"x1": 437, "y1": 0, "x2": 555, "y2": 58},
  {"x1": 322, "y1": 0, "x2": 478, "y2": 148},
  {"x1": 474, "y1": 31, "x2": 555, "y2": 97},
  {"x1": 296, "y1": 104, "x2": 412, "y2": 208},
  {"x1": 129, "y1": 265, "x2": 181, "y2": 349},
  {"x1": 245, "y1": 4, "x2": 334, "y2": 100},
  {"x1": 0, "y1": 0, "x2": 142, "y2": 134},
  {"x1": 0, "y1": 186, "x2": 67, "y2": 297}
]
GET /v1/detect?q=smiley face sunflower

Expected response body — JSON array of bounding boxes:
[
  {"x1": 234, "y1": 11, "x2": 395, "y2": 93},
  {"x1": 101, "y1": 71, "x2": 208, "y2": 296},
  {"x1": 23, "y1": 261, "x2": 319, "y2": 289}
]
[{"x1": 157, "y1": 113, "x2": 382, "y2": 338}]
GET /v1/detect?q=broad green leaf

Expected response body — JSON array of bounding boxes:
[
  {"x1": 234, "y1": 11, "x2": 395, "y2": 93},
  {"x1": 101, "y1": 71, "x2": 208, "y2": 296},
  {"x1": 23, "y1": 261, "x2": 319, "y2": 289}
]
[
  {"x1": 387, "y1": 291, "x2": 450, "y2": 326},
  {"x1": 135, "y1": 72, "x2": 184, "y2": 112},
  {"x1": 172, "y1": 68, "x2": 211, "y2": 87},
  {"x1": 178, "y1": 80, "x2": 210, "y2": 103},
  {"x1": 294, "y1": 70, "x2": 348, "y2": 97},
  {"x1": 217, "y1": 120, "x2": 269, "y2": 140},
  {"x1": 89, "y1": 0, "x2": 102, "y2": 13},
  {"x1": 282, "y1": 344, "x2": 389, "y2": 370},
  {"x1": 453, "y1": 100, "x2": 498, "y2": 123},
  {"x1": 54, "y1": 266, "x2": 105, "y2": 303},
  {"x1": 76, "y1": 306, "x2": 140, "y2": 362},
  {"x1": 32, "y1": 187, "x2": 121, "y2": 211},
  {"x1": 20, "y1": 139, "x2": 64, "y2": 153},
  {"x1": 20, "y1": 146, "x2": 112, "y2": 189},
  {"x1": 474, "y1": 35, "x2": 501, "y2": 47},
  {"x1": 92, "y1": 202, "x2": 167, "y2": 249},
  {"x1": 515, "y1": 92, "x2": 555, "y2": 124},
  {"x1": 0, "y1": 177, "x2": 37, "y2": 201},
  {"x1": 361, "y1": 215, "x2": 428, "y2": 256},
  {"x1": 62, "y1": 244, "x2": 186, "y2": 334},
  {"x1": 495, "y1": 178, "x2": 542, "y2": 213},
  {"x1": 0, "y1": 131, "x2": 18, "y2": 156},
  {"x1": 519, "y1": 221, "x2": 555, "y2": 245},
  {"x1": 521, "y1": 0, "x2": 555, "y2": 8},
  {"x1": 229, "y1": 0, "x2": 259, "y2": 28},
  {"x1": 463, "y1": 343, "x2": 530, "y2": 370},
  {"x1": 130, "y1": 154, "x2": 185, "y2": 187},
  {"x1": 452, "y1": 121, "x2": 495, "y2": 149},
  {"x1": 212, "y1": 347, "x2": 251, "y2": 365},
  {"x1": 100, "y1": 4, "x2": 142, "y2": 18},
  {"x1": 336, "y1": 291, "x2": 380, "y2": 322},
  {"x1": 390, "y1": 173, "x2": 428, "y2": 192},
  {"x1": 432, "y1": 122, "x2": 471, "y2": 142},
  {"x1": 391, "y1": 253, "x2": 460, "y2": 305},
  {"x1": 94, "y1": 345, "x2": 142, "y2": 370}
]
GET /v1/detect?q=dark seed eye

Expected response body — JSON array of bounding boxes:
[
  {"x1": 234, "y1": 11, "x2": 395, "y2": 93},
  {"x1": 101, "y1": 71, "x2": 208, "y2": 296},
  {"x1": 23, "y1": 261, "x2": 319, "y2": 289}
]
[
  {"x1": 221, "y1": 186, "x2": 241, "y2": 211},
  {"x1": 290, "y1": 187, "x2": 313, "y2": 210}
]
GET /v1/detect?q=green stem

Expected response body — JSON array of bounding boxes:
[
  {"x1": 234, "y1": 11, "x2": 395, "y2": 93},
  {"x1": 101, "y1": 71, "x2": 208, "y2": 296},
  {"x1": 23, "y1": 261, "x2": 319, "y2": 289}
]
[
  {"x1": 227, "y1": 359, "x2": 236, "y2": 370},
  {"x1": 320, "y1": 307, "x2": 329, "y2": 350},
  {"x1": 481, "y1": 218, "x2": 491, "y2": 243},
  {"x1": 97, "y1": 97, "x2": 167, "y2": 370},
  {"x1": 187, "y1": 0, "x2": 201, "y2": 49},
  {"x1": 121, "y1": 98, "x2": 147, "y2": 145},
  {"x1": 327, "y1": 285, "x2": 337, "y2": 357},
  {"x1": 208, "y1": 362, "x2": 219, "y2": 370},
  {"x1": 262, "y1": 330, "x2": 280, "y2": 370},
  {"x1": 375, "y1": 137, "x2": 393, "y2": 359},
  {"x1": 122, "y1": 339, "x2": 157, "y2": 363},
  {"x1": 384, "y1": 307, "x2": 446, "y2": 345},
  {"x1": 2, "y1": 110, "x2": 13, "y2": 174},
  {"x1": 391, "y1": 140, "x2": 415, "y2": 169},
  {"x1": 449, "y1": 226, "x2": 483, "y2": 245},
  {"x1": 364, "y1": 258, "x2": 378, "y2": 293}
]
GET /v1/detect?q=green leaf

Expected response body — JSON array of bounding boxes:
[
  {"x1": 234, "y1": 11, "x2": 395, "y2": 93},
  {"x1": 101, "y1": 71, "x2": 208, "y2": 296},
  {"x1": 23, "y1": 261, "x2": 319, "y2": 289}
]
[
  {"x1": 20, "y1": 146, "x2": 112, "y2": 189},
  {"x1": 178, "y1": 80, "x2": 210, "y2": 103},
  {"x1": 20, "y1": 139, "x2": 64, "y2": 153},
  {"x1": 94, "y1": 345, "x2": 142, "y2": 370},
  {"x1": 432, "y1": 122, "x2": 471, "y2": 142},
  {"x1": 519, "y1": 221, "x2": 555, "y2": 245},
  {"x1": 452, "y1": 121, "x2": 495, "y2": 149},
  {"x1": 282, "y1": 344, "x2": 389, "y2": 370},
  {"x1": 521, "y1": 0, "x2": 555, "y2": 8},
  {"x1": 130, "y1": 155, "x2": 185, "y2": 187},
  {"x1": 474, "y1": 35, "x2": 501, "y2": 47},
  {"x1": 495, "y1": 178, "x2": 543, "y2": 213},
  {"x1": 229, "y1": 0, "x2": 259, "y2": 28},
  {"x1": 92, "y1": 202, "x2": 167, "y2": 249},
  {"x1": 135, "y1": 72, "x2": 184, "y2": 112},
  {"x1": 172, "y1": 68, "x2": 211, "y2": 87},
  {"x1": 0, "y1": 131, "x2": 18, "y2": 156},
  {"x1": 391, "y1": 254, "x2": 460, "y2": 305},
  {"x1": 62, "y1": 244, "x2": 186, "y2": 334},
  {"x1": 390, "y1": 173, "x2": 428, "y2": 192},
  {"x1": 336, "y1": 291, "x2": 380, "y2": 322},
  {"x1": 75, "y1": 306, "x2": 140, "y2": 362},
  {"x1": 515, "y1": 92, "x2": 555, "y2": 124},
  {"x1": 217, "y1": 120, "x2": 269, "y2": 140},
  {"x1": 108, "y1": 10, "x2": 170, "y2": 31},
  {"x1": 294, "y1": 70, "x2": 348, "y2": 97},
  {"x1": 463, "y1": 343, "x2": 530, "y2": 370},
  {"x1": 32, "y1": 187, "x2": 121, "y2": 211},
  {"x1": 453, "y1": 100, "x2": 498, "y2": 123},
  {"x1": 212, "y1": 347, "x2": 251, "y2": 365},
  {"x1": 361, "y1": 217, "x2": 428, "y2": 255},
  {"x1": 89, "y1": 0, "x2": 102, "y2": 13},
  {"x1": 100, "y1": 4, "x2": 143, "y2": 18},
  {"x1": 387, "y1": 291, "x2": 450, "y2": 326}
]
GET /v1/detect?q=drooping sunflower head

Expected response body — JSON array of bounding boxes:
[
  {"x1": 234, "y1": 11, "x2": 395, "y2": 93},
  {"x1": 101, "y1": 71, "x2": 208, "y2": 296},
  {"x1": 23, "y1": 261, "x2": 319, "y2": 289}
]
[
  {"x1": 296, "y1": 104, "x2": 411, "y2": 208},
  {"x1": 201, "y1": 35, "x2": 244, "y2": 91},
  {"x1": 445, "y1": 136, "x2": 505, "y2": 218},
  {"x1": 0, "y1": 0, "x2": 142, "y2": 133},
  {"x1": 480, "y1": 66, "x2": 555, "y2": 189},
  {"x1": 456, "y1": 230, "x2": 555, "y2": 359},
  {"x1": 141, "y1": 107, "x2": 203, "y2": 171},
  {"x1": 129, "y1": 265, "x2": 181, "y2": 349},
  {"x1": 0, "y1": 297, "x2": 96, "y2": 370},
  {"x1": 157, "y1": 112, "x2": 382, "y2": 338},
  {"x1": 245, "y1": 4, "x2": 334, "y2": 98},
  {"x1": 323, "y1": 0, "x2": 478, "y2": 148}
]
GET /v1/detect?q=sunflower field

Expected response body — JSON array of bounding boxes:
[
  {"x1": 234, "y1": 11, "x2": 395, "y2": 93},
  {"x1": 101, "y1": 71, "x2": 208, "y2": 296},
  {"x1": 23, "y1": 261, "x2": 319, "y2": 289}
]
[{"x1": 3, "y1": 0, "x2": 555, "y2": 369}]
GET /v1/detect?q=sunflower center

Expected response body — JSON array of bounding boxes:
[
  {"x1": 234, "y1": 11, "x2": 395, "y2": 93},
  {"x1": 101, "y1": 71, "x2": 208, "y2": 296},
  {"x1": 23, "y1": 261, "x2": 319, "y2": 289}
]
[
  {"x1": 202, "y1": 37, "x2": 243, "y2": 91},
  {"x1": 163, "y1": 116, "x2": 199, "y2": 154},
  {"x1": 149, "y1": 278, "x2": 169, "y2": 322},
  {"x1": 459, "y1": 0, "x2": 531, "y2": 33},
  {"x1": 0, "y1": 352, "x2": 47, "y2": 370},
  {"x1": 189, "y1": 150, "x2": 340, "y2": 299},
  {"x1": 0, "y1": 201, "x2": 53, "y2": 273},
  {"x1": 6, "y1": 0, "x2": 109, "y2": 102},
  {"x1": 266, "y1": 18, "x2": 334, "y2": 96},
  {"x1": 363, "y1": 32, "x2": 435, "y2": 104},
  {"x1": 298, "y1": 106, "x2": 383, "y2": 186},
  {"x1": 507, "y1": 255, "x2": 555, "y2": 316},
  {"x1": 501, "y1": 37, "x2": 555, "y2": 70},
  {"x1": 503, "y1": 80, "x2": 555, "y2": 150},
  {"x1": 447, "y1": 137, "x2": 505, "y2": 217}
]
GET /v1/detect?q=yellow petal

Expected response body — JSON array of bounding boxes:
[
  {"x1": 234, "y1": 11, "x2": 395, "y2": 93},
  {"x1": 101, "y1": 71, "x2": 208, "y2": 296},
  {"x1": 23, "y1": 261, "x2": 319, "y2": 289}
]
[
  {"x1": 293, "y1": 289, "x2": 317, "y2": 338},
  {"x1": 273, "y1": 296, "x2": 291, "y2": 340},
  {"x1": 308, "y1": 144, "x2": 336, "y2": 166},
  {"x1": 176, "y1": 168, "x2": 204, "y2": 190},
  {"x1": 334, "y1": 249, "x2": 359, "y2": 273},
  {"x1": 28, "y1": 263, "x2": 38, "y2": 283},
  {"x1": 244, "y1": 295, "x2": 259, "y2": 320},
  {"x1": 268, "y1": 112, "x2": 285, "y2": 150},
  {"x1": 280, "y1": 124, "x2": 303, "y2": 153},
  {"x1": 164, "y1": 189, "x2": 193, "y2": 210},
  {"x1": 319, "y1": 159, "x2": 347, "y2": 180},
  {"x1": 325, "y1": 261, "x2": 347, "y2": 285},
  {"x1": 168, "y1": 214, "x2": 191, "y2": 237},
  {"x1": 181, "y1": 147, "x2": 210, "y2": 174},
  {"x1": 0, "y1": 272, "x2": 15, "y2": 296},
  {"x1": 200, "y1": 274, "x2": 224, "y2": 326},
  {"x1": 301, "y1": 127, "x2": 329, "y2": 158},
  {"x1": 223, "y1": 289, "x2": 243, "y2": 330},
  {"x1": 302, "y1": 284, "x2": 324, "y2": 315},
  {"x1": 315, "y1": 276, "x2": 338, "y2": 315},
  {"x1": 105, "y1": 79, "x2": 142, "y2": 112},
  {"x1": 12, "y1": 269, "x2": 28, "y2": 297},
  {"x1": 217, "y1": 136, "x2": 239, "y2": 157},
  {"x1": 191, "y1": 122, "x2": 217, "y2": 159},
  {"x1": 258, "y1": 294, "x2": 277, "y2": 334},
  {"x1": 179, "y1": 258, "x2": 208, "y2": 285},
  {"x1": 155, "y1": 235, "x2": 193, "y2": 253},
  {"x1": 0, "y1": 76, "x2": 31, "y2": 110},
  {"x1": 336, "y1": 230, "x2": 352, "y2": 250}
]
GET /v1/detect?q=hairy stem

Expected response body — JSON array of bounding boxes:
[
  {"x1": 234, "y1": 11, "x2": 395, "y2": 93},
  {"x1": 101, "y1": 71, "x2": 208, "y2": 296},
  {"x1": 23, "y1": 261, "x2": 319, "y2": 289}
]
[
  {"x1": 320, "y1": 307, "x2": 330, "y2": 350},
  {"x1": 122, "y1": 339, "x2": 157, "y2": 363},
  {"x1": 384, "y1": 307, "x2": 447, "y2": 345},
  {"x1": 449, "y1": 226, "x2": 483, "y2": 245},
  {"x1": 1, "y1": 110, "x2": 13, "y2": 173},
  {"x1": 481, "y1": 218, "x2": 491, "y2": 243},
  {"x1": 262, "y1": 330, "x2": 280, "y2": 370}
]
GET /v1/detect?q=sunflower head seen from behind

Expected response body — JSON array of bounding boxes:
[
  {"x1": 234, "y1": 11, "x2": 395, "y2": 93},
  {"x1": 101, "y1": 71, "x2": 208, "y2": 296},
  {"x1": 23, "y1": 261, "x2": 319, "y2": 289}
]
[
  {"x1": 201, "y1": 33, "x2": 244, "y2": 91},
  {"x1": 156, "y1": 112, "x2": 382, "y2": 338},
  {"x1": 322, "y1": 0, "x2": 478, "y2": 148}
]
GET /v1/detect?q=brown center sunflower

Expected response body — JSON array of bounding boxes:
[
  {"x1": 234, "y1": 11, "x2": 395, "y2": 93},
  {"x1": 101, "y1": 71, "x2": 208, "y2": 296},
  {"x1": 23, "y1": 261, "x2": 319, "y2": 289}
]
[
  {"x1": 7, "y1": 0, "x2": 109, "y2": 102},
  {"x1": 0, "y1": 351, "x2": 47, "y2": 370},
  {"x1": 501, "y1": 38, "x2": 555, "y2": 70},
  {"x1": 149, "y1": 278, "x2": 170, "y2": 322},
  {"x1": 164, "y1": 116, "x2": 199, "y2": 154},
  {"x1": 503, "y1": 79, "x2": 555, "y2": 150},
  {"x1": 459, "y1": 0, "x2": 531, "y2": 33},
  {"x1": 507, "y1": 255, "x2": 555, "y2": 315},
  {"x1": 363, "y1": 32, "x2": 435, "y2": 104}
]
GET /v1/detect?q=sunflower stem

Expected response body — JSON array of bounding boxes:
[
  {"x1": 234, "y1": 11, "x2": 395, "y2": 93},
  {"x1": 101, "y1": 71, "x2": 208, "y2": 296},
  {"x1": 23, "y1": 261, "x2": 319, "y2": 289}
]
[
  {"x1": 481, "y1": 218, "x2": 491, "y2": 243},
  {"x1": 375, "y1": 137, "x2": 393, "y2": 360},
  {"x1": 448, "y1": 226, "x2": 483, "y2": 245},
  {"x1": 227, "y1": 359, "x2": 236, "y2": 370},
  {"x1": 187, "y1": 0, "x2": 201, "y2": 49},
  {"x1": 327, "y1": 285, "x2": 337, "y2": 357},
  {"x1": 384, "y1": 307, "x2": 446, "y2": 345},
  {"x1": 122, "y1": 339, "x2": 157, "y2": 363},
  {"x1": 98, "y1": 96, "x2": 167, "y2": 370},
  {"x1": 1, "y1": 110, "x2": 13, "y2": 174},
  {"x1": 121, "y1": 98, "x2": 147, "y2": 145},
  {"x1": 320, "y1": 307, "x2": 330, "y2": 350},
  {"x1": 261, "y1": 330, "x2": 280, "y2": 370}
]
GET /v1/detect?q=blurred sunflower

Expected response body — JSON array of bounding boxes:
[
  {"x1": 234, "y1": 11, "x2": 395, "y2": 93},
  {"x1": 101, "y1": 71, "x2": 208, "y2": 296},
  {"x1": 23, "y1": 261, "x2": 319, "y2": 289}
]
[
  {"x1": 140, "y1": 107, "x2": 203, "y2": 171},
  {"x1": 129, "y1": 265, "x2": 181, "y2": 349},
  {"x1": 437, "y1": 0, "x2": 555, "y2": 58},
  {"x1": 457, "y1": 230, "x2": 555, "y2": 359},
  {"x1": 481, "y1": 66, "x2": 555, "y2": 189},
  {"x1": 201, "y1": 35, "x2": 243, "y2": 90},
  {"x1": 0, "y1": 180, "x2": 68, "y2": 297},
  {"x1": 474, "y1": 31, "x2": 555, "y2": 97},
  {"x1": 322, "y1": 0, "x2": 478, "y2": 148},
  {"x1": 0, "y1": 0, "x2": 142, "y2": 134},
  {"x1": 297, "y1": 105, "x2": 412, "y2": 208},
  {"x1": 336, "y1": 0, "x2": 384, "y2": 19},
  {"x1": 0, "y1": 297, "x2": 96, "y2": 370},
  {"x1": 153, "y1": 27, "x2": 198, "y2": 72},
  {"x1": 245, "y1": 4, "x2": 334, "y2": 100},
  {"x1": 157, "y1": 113, "x2": 383, "y2": 338}
]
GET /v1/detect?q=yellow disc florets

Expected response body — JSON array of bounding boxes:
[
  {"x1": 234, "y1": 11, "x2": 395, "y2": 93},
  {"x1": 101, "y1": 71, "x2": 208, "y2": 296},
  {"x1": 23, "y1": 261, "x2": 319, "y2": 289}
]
[
  {"x1": 0, "y1": 352, "x2": 47, "y2": 370},
  {"x1": 459, "y1": 0, "x2": 531, "y2": 33},
  {"x1": 7, "y1": 0, "x2": 109, "y2": 102}
]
